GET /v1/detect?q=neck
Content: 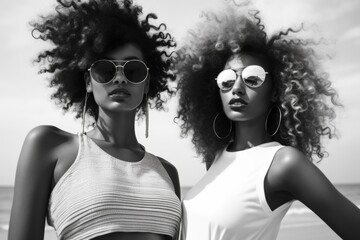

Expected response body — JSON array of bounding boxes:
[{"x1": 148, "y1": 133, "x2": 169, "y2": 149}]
[
  {"x1": 91, "y1": 108, "x2": 139, "y2": 147},
  {"x1": 229, "y1": 116, "x2": 273, "y2": 151}
]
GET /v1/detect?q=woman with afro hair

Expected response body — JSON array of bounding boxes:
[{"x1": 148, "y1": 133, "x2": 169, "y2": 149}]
[
  {"x1": 9, "y1": 1, "x2": 181, "y2": 239},
  {"x1": 176, "y1": 2, "x2": 360, "y2": 240}
]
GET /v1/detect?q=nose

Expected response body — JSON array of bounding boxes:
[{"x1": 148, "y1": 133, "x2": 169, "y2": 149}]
[
  {"x1": 232, "y1": 75, "x2": 246, "y2": 95},
  {"x1": 112, "y1": 66, "x2": 128, "y2": 84}
]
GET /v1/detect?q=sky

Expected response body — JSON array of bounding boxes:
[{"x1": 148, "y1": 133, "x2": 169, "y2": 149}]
[{"x1": 0, "y1": 0, "x2": 360, "y2": 187}]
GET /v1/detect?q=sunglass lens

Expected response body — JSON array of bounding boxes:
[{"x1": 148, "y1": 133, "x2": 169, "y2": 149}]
[
  {"x1": 242, "y1": 65, "x2": 266, "y2": 87},
  {"x1": 217, "y1": 69, "x2": 236, "y2": 90},
  {"x1": 124, "y1": 61, "x2": 148, "y2": 83},
  {"x1": 91, "y1": 61, "x2": 116, "y2": 83}
]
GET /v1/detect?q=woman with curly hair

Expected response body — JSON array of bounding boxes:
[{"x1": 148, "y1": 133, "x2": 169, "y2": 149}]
[
  {"x1": 8, "y1": 0, "x2": 181, "y2": 239},
  {"x1": 176, "y1": 3, "x2": 360, "y2": 240}
]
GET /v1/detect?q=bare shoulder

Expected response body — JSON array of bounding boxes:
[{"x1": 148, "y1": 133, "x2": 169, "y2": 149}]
[
  {"x1": 26, "y1": 125, "x2": 75, "y2": 145},
  {"x1": 22, "y1": 125, "x2": 77, "y2": 164},
  {"x1": 267, "y1": 146, "x2": 312, "y2": 189},
  {"x1": 273, "y1": 146, "x2": 308, "y2": 168}
]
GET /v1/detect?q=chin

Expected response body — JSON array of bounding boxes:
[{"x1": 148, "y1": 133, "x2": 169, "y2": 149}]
[
  {"x1": 103, "y1": 102, "x2": 137, "y2": 112},
  {"x1": 226, "y1": 109, "x2": 262, "y2": 122},
  {"x1": 225, "y1": 112, "x2": 247, "y2": 122}
]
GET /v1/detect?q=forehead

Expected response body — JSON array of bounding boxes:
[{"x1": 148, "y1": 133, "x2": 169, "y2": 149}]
[
  {"x1": 225, "y1": 52, "x2": 268, "y2": 70},
  {"x1": 105, "y1": 43, "x2": 145, "y2": 61}
]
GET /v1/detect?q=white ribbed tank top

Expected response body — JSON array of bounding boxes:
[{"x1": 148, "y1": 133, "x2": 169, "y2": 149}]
[
  {"x1": 47, "y1": 133, "x2": 181, "y2": 240},
  {"x1": 181, "y1": 142, "x2": 292, "y2": 240}
]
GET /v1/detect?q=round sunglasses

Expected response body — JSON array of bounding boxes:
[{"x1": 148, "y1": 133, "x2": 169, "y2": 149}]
[
  {"x1": 215, "y1": 65, "x2": 268, "y2": 91},
  {"x1": 88, "y1": 59, "x2": 149, "y2": 84}
]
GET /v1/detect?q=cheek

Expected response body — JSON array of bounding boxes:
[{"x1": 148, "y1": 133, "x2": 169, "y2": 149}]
[
  {"x1": 219, "y1": 91, "x2": 226, "y2": 105},
  {"x1": 250, "y1": 88, "x2": 273, "y2": 113},
  {"x1": 91, "y1": 85, "x2": 108, "y2": 102},
  {"x1": 134, "y1": 83, "x2": 146, "y2": 97},
  {"x1": 130, "y1": 83, "x2": 147, "y2": 106},
  {"x1": 134, "y1": 89, "x2": 146, "y2": 105},
  {"x1": 220, "y1": 91, "x2": 232, "y2": 110},
  {"x1": 259, "y1": 83, "x2": 274, "y2": 106}
]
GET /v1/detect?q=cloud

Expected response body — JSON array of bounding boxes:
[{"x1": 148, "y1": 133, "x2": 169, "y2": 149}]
[{"x1": 340, "y1": 26, "x2": 360, "y2": 42}]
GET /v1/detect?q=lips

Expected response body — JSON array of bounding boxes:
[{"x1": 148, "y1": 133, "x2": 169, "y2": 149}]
[
  {"x1": 228, "y1": 98, "x2": 248, "y2": 106},
  {"x1": 108, "y1": 88, "x2": 131, "y2": 97}
]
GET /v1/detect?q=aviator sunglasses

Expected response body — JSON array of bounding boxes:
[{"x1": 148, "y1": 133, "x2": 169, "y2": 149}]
[
  {"x1": 216, "y1": 65, "x2": 268, "y2": 91},
  {"x1": 88, "y1": 59, "x2": 149, "y2": 84}
]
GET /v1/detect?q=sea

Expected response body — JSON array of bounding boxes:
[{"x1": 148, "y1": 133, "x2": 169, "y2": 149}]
[{"x1": 1, "y1": 184, "x2": 359, "y2": 240}]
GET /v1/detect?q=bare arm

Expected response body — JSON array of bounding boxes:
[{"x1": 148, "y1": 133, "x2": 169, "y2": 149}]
[
  {"x1": 272, "y1": 147, "x2": 360, "y2": 240},
  {"x1": 8, "y1": 126, "x2": 59, "y2": 240}
]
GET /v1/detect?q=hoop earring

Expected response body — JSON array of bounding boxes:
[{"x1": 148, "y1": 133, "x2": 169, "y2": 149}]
[
  {"x1": 265, "y1": 105, "x2": 282, "y2": 136},
  {"x1": 145, "y1": 94, "x2": 149, "y2": 138},
  {"x1": 213, "y1": 112, "x2": 232, "y2": 139},
  {"x1": 81, "y1": 92, "x2": 89, "y2": 134}
]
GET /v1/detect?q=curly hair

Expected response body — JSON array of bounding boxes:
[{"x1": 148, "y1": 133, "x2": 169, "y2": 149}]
[
  {"x1": 30, "y1": 0, "x2": 176, "y2": 120},
  {"x1": 175, "y1": 4, "x2": 341, "y2": 165}
]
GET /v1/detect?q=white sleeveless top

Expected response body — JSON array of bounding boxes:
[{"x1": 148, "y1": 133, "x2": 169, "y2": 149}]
[
  {"x1": 181, "y1": 142, "x2": 292, "y2": 240},
  {"x1": 47, "y1": 133, "x2": 181, "y2": 240}
]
